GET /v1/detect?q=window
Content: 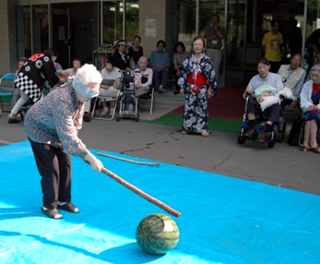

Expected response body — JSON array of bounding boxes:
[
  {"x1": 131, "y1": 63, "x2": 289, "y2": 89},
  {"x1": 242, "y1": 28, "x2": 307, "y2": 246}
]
[
  {"x1": 126, "y1": 0, "x2": 139, "y2": 42},
  {"x1": 103, "y1": 1, "x2": 123, "y2": 44},
  {"x1": 32, "y1": 5, "x2": 49, "y2": 53}
]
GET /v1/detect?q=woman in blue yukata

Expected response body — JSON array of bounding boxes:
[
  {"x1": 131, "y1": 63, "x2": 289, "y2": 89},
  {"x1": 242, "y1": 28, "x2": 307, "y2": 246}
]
[
  {"x1": 178, "y1": 36, "x2": 217, "y2": 137},
  {"x1": 24, "y1": 64, "x2": 104, "y2": 219}
]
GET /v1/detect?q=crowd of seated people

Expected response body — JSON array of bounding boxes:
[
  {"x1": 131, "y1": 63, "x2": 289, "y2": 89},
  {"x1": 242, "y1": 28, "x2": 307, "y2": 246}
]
[
  {"x1": 243, "y1": 55, "x2": 320, "y2": 152},
  {"x1": 10, "y1": 39, "x2": 318, "y2": 152}
]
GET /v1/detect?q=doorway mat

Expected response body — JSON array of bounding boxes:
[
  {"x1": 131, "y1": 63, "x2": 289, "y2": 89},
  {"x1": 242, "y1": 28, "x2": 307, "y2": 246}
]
[
  {"x1": 148, "y1": 113, "x2": 242, "y2": 133},
  {"x1": 170, "y1": 83, "x2": 247, "y2": 120}
]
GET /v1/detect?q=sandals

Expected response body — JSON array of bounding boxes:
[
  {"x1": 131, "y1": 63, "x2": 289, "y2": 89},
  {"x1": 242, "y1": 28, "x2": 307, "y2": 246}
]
[
  {"x1": 41, "y1": 207, "x2": 63, "y2": 219},
  {"x1": 181, "y1": 130, "x2": 210, "y2": 137},
  {"x1": 57, "y1": 202, "x2": 79, "y2": 213},
  {"x1": 312, "y1": 146, "x2": 320, "y2": 154},
  {"x1": 83, "y1": 112, "x2": 91, "y2": 122},
  {"x1": 300, "y1": 145, "x2": 311, "y2": 152},
  {"x1": 201, "y1": 131, "x2": 209, "y2": 137},
  {"x1": 300, "y1": 145, "x2": 320, "y2": 154},
  {"x1": 8, "y1": 118, "x2": 21, "y2": 124}
]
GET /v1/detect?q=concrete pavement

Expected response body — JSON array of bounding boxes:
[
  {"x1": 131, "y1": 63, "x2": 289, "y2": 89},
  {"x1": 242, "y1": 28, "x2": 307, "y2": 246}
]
[{"x1": 0, "y1": 91, "x2": 319, "y2": 196}]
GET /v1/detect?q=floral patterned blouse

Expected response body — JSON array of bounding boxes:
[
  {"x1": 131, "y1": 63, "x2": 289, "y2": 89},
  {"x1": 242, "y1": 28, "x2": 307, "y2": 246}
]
[{"x1": 24, "y1": 82, "x2": 88, "y2": 158}]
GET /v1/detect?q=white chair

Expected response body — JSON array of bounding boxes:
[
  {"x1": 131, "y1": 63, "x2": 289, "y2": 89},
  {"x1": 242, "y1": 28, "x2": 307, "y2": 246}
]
[
  {"x1": 138, "y1": 85, "x2": 155, "y2": 115},
  {"x1": 91, "y1": 79, "x2": 120, "y2": 120},
  {"x1": 0, "y1": 73, "x2": 16, "y2": 113}
]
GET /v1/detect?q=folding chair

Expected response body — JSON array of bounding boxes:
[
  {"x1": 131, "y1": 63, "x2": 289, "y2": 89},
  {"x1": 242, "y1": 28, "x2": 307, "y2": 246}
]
[
  {"x1": 91, "y1": 79, "x2": 120, "y2": 120},
  {"x1": 0, "y1": 73, "x2": 16, "y2": 113},
  {"x1": 138, "y1": 85, "x2": 155, "y2": 115},
  {"x1": 138, "y1": 73, "x2": 154, "y2": 115}
]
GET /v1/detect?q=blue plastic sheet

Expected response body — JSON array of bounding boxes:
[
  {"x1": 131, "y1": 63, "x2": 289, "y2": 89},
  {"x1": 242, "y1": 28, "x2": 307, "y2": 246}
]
[{"x1": 0, "y1": 141, "x2": 319, "y2": 263}]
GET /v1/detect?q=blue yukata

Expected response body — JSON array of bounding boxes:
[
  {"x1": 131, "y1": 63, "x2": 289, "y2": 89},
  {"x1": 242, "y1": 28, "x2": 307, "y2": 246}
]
[{"x1": 178, "y1": 53, "x2": 216, "y2": 133}]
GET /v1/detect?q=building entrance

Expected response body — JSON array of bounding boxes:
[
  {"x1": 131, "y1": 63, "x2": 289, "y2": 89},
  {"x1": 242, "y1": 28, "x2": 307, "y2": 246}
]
[
  {"x1": 224, "y1": 0, "x2": 306, "y2": 87},
  {"x1": 52, "y1": 2, "x2": 99, "y2": 69}
]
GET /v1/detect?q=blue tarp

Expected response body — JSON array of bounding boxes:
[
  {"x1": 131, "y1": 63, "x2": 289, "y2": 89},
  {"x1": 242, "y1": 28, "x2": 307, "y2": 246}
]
[{"x1": 0, "y1": 141, "x2": 319, "y2": 263}]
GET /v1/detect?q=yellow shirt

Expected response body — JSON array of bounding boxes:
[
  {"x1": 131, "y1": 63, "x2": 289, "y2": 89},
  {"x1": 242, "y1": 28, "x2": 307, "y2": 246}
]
[{"x1": 262, "y1": 31, "x2": 283, "y2": 62}]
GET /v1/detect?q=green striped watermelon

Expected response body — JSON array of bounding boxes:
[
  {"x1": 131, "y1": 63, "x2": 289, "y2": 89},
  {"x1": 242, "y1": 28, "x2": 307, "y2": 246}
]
[{"x1": 136, "y1": 213, "x2": 179, "y2": 255}]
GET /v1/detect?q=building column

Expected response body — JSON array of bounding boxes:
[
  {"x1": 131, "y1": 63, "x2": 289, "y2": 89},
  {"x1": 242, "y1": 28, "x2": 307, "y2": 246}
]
[{"x1": 0, "y1": 0, "x2": 17, "y2": 75}]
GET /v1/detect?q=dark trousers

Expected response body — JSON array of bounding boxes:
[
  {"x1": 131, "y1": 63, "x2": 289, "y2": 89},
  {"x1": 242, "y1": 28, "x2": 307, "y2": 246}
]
[
  {"x1": 247, "y1": 98, "x2": 282, "y2": 123},
  {"x1": 153, "y1": 68, "x2": 169, "y2": 89},
  {"x1": 269, "y1": 61, "x2": 282, "y2": 73},
  {"x1": 29, "y1": 138, "x2": 72, "y2": 209}
]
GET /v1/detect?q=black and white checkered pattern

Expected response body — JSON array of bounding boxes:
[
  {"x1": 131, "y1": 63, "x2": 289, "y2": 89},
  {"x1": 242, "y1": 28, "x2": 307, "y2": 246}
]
[{"x1": 15, "y1": 72, "x2": 41, "y2": 103}]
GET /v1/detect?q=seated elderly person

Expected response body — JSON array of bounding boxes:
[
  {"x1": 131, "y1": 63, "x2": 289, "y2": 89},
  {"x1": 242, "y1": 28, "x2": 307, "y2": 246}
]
[
  {"x1": 134, "y1": 56, "x2": 153, "y2": 98},
  {"x1": 244, "y1": 58, "x2": 284, "y2": 143},
  {"x1": 300, "y1": 64, "x2": 320, "y2": 153},
  {"x1": 99, "y1": 58, "x2": 121, "y2": 116},
  {"x1": 58, "y1": 58, "x2": 82, "y2": 78},
  {"x1": 150, "y1": 40, "x2": 170, "y2": 93},
  {"x1": 111, "y1": 40, "x2": 132, "y2": 71},
  {"x1": 277, "y1": 53, "x2": 306, "y2": 108}
]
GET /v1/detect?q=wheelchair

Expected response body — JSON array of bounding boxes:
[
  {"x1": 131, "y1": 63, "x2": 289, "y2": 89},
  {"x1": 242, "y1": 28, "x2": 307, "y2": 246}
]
[
  {"x1": 237, "y1": 94, "x2": 286, "y2": 148},
  {"x1": 116, "y1": 70, "x2": 139, "y2": 122}
]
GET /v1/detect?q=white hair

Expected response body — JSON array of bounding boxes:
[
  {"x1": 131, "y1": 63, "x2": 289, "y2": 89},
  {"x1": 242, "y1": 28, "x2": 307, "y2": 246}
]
[
  {"x1": 138, "y1": 56, "x2": 148, "y2": 64},
  {"x1": 75, "y1": 64, "x2": 102, "y2": 87},
  {"x1": 310, "y1": 64, "x2": 320, "y2": 73}
]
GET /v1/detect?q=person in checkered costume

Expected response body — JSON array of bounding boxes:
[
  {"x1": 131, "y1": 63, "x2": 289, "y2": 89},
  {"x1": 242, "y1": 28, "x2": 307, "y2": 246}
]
[{"x1": 8, "y1": 48, "x2": 59, "y2": 123}]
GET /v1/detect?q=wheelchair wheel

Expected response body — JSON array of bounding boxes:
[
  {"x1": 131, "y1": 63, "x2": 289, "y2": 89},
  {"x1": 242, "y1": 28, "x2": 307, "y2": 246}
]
[
  {"x1": 237, "y1": 135, "x2": 246, "y2": 144},
  {"x1": 277, "y1": 119, "x2": 286, "y2": 143}
]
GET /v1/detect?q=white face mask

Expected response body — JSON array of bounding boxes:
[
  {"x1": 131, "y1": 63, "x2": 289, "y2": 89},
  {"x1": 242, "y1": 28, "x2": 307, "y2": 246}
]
[
  {"x1": 73, "y1": 78, "x2": 99, "y2": 101},
  {"x1": 75, "y1": 90, "x2": 92, "y2": 103}
]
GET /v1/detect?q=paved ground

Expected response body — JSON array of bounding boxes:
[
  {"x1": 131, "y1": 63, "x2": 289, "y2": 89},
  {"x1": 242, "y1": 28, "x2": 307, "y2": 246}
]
[{"x1": 1, "y1": 91, "x2": 319, "y2": 196}]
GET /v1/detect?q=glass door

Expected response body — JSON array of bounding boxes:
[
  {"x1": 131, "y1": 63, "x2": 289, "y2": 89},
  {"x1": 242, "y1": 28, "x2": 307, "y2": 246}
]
[
  {"x1": 52, "y1": 5, "x2": 72, "y2": 69},
  {"x1": 103, "y1": 1, "x2": 123, "y2": 44},
  {"x1": 224, "y1": 0, "x2": 247, "y2": 86}
]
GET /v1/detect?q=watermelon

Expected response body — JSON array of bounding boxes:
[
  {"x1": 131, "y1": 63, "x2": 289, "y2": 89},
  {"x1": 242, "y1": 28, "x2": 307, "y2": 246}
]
[{"x1": 136, "y1": 213, "x2": 179, "y2": 255}]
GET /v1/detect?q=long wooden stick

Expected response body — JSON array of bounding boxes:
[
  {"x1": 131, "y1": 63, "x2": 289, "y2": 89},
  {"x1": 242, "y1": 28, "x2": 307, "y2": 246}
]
[
  {"x1": 97, "y1": 152, "x2": 160, "y2": 166},
  {"x1": 83, "y1": 160, "x2": 181, "y2": 218}
]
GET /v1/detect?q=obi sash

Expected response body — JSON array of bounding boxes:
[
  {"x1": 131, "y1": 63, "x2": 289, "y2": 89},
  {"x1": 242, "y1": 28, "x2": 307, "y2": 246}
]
[{"x1": 187, "y1": 72, "x2": 207, "y2": 85}]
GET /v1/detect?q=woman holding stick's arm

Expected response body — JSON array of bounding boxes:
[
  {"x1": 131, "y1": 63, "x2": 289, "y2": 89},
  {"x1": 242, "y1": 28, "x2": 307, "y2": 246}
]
[{"x1": 24, "y1": 64, "x2": 104, "y2": 219}]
